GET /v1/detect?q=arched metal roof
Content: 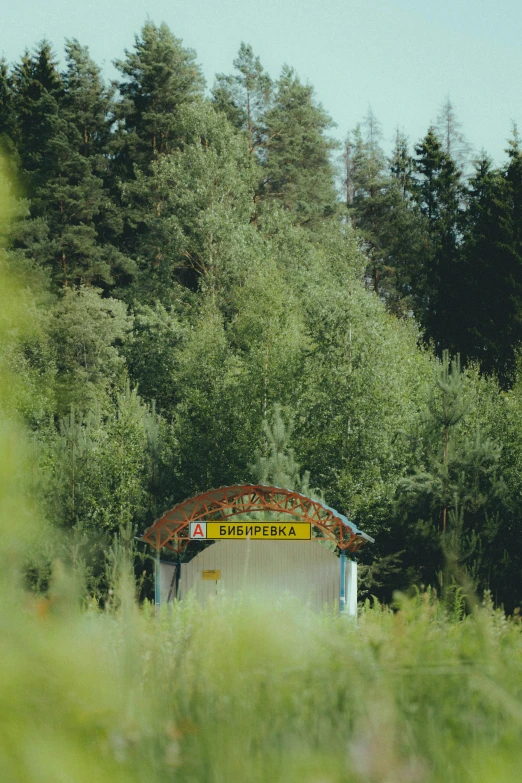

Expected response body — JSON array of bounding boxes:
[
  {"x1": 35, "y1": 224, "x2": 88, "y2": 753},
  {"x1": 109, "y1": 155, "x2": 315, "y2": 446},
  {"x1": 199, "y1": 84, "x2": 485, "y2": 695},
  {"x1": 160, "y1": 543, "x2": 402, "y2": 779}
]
[{"x1": 141, "y1": 484, "x2": 374, "y2": 552}]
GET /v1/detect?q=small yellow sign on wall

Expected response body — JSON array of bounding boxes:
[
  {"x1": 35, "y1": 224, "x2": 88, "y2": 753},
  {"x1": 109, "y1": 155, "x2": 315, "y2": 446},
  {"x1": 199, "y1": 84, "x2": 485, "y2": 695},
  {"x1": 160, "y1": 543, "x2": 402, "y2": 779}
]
[{"x1": 202, "y1": 569, "x2": 221, "y2": 580}]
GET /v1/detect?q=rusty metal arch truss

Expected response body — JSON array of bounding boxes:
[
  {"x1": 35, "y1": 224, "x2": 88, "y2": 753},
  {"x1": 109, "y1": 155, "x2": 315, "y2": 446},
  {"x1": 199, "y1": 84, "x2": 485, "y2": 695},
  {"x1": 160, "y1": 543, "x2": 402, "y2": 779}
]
[{"x1": 141, "y1": 484, "x2": 374, "y2": 553}]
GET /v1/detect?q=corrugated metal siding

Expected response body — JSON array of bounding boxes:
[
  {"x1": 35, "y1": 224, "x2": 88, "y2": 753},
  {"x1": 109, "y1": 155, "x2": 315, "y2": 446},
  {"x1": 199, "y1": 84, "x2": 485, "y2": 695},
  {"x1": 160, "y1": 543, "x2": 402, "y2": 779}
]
[{"x1": 178, "y1": 540, "x2": 340, "y2": 611}]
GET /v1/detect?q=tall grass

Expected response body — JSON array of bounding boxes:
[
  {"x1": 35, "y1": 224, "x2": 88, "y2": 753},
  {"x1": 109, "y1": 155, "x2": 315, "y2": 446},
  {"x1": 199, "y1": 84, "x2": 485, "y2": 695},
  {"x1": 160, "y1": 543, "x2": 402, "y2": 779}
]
[
  {"x1": 3, "y1": 581, "x2": 522, "y2": 782},
  {"x1": 2, "y1": 159, "x2": 522, "y2": 782}
]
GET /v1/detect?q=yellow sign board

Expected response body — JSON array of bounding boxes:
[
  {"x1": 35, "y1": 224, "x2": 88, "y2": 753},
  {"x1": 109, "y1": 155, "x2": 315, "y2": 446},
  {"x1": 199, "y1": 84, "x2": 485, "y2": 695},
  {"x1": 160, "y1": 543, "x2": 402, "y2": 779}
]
[
  {"x1": 189, "y1": 521, "x2": 311, "y2": 540},
  {"x1": 202, "y1": 569, "x2": 221, "y2": 580}
]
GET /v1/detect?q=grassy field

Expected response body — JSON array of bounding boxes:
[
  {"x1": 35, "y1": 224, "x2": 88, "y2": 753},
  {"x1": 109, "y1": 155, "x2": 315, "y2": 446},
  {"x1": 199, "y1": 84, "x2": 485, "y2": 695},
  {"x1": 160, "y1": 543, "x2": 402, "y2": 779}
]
[{"x1": 2, "y1": 571, "x2": 522, "y2": 783}]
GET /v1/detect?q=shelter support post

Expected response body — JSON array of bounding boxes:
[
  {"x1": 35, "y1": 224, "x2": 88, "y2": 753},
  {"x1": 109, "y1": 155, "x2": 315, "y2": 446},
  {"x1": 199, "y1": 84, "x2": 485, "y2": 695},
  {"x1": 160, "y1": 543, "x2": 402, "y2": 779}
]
[
  {"x1": 346, "y1": 559, "x2": 357, "y2": 617},
  {"x1": 175, "y1": 551, "x2": 181, "y2": 600},
  {"x1": 339, "y1": 549, "x2": 346, "y2": 613},
  {"x1": 154, "y1": 539, "x2": 160, "y2": 608}
]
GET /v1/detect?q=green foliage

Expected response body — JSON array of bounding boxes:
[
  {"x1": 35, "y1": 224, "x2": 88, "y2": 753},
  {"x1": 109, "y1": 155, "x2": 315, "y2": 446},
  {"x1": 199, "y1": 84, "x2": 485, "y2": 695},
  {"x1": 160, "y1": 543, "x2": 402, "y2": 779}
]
[
  {"x1": 411, "y1": 127, "x2": 465, "y2": 354},
  {"x1": 295, "y1": 262, "x2": 432, "y2": 531},
  {"x1": 114, "y1": 21, "x2": 205, "y2": 177},
  {"x1": 50, "y1": 286, "x2": 131, "y2": 414},
  {"x1": 41, "y1": 385, "x2": 170, "y2": 596},
  {"x1": 459, "y1": 135, "x2": 522, "y2": 385},
  {"x1": 122, "y1": 101, "x2": 258, "y2": 300},
  {"x1": 5, "y1": 33, "x2": 522, "y2": 779},
  {"x1": 5, "y1": 577, "x2": 522, "y2": 782},
  {"x1": 346, "y1": 114, "x2": 428, "y2": 308},
  {"x1": 262, "y1": 65, "x2": 338, "y2": 224},
  {"x1": 11, "y1": 41, "x2": 63, "y2": 181},
  {"x1": 395, "y1": 353, "x2": 506, "y2": 597},
  {"x1": 251, "y1": 403, "x2": 310, "y2": 492},
  {"x1": 212, "y1": 42, "x2": 272, "y2": 155},
  {"x1": 122, "y1": 301, "x2": 187, "y2": 411},
  {"x1": 0, "y1": 57, "x2": 16, "y2": 154},
  {"x1": 9, "y1": 41, "x2": 132, "y2": 288},
  {"x1": 169, "y1": 297, "x2": 255, "y2": 496}
]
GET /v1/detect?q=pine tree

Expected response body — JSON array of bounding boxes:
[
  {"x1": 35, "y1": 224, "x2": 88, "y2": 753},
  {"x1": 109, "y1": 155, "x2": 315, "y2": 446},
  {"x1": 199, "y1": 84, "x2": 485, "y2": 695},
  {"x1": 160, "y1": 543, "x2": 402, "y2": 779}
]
[
  {"x1": 113, "y1": 21, "x2": 205, "y2": 178},
  {"x1": 212, "y1": 42, "x2": 272, "y2": 155},
  {"x1": 251, "y1": 403, "x2": 311, "y2": 493},
  {"x1": 261, "y1": 65, "x2": 338, "y2": 224},
  {"x1": 395, "y1": 352, "x2": 504, "y2": 595}
]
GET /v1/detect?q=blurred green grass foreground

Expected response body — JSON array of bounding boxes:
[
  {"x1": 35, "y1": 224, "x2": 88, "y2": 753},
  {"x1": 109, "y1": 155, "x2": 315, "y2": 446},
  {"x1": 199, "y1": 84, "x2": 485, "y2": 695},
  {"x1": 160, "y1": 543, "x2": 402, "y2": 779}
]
[{"x1": 2, "y1": 158, "x2": 522, "y2": 783}]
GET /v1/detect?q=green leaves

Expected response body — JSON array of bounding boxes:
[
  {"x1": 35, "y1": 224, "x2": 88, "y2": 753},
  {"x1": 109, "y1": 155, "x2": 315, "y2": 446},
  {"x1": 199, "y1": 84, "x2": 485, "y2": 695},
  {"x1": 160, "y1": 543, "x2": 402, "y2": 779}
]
[
  {"x1": 122, "y1": 102, "x2": 257, "y2": 300},
  {"x1": 50, "y1": 286, "x2": 131, "y2": 414}
]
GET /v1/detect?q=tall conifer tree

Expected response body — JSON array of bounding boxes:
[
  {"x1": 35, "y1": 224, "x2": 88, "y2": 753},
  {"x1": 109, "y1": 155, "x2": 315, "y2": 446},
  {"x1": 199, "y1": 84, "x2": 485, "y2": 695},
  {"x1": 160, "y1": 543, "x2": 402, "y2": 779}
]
[
  {"x1": 436, "y1": 97, "x2": 471, "y2": 174},
  {"x1": 346, "y1": 116, "x2": 427, "y2": 309},
  {"x1": 460, "y1": 134, "x2": 522, "y2": 385},
  {"x1": 212, "y1": 43, "x2": 272, "y2": 156},
  {"x1": 0, "y1": 59, "x2": 15, "y2": 151},
  {"x1": 11, "y1": 42, "x2": 63, "y2": 191},
  {"x1": 412, "y1": 127, "x2": 465, "y2": 353},
  {"x1": 113, "y1": 22, "x2": 205, "y2": 178},
  {"x1": 11, "y1": 41, "x2": 132, "y2": 287},
  {"x1": 261, "y1": 66, "x2": 337, "y2": 224}
]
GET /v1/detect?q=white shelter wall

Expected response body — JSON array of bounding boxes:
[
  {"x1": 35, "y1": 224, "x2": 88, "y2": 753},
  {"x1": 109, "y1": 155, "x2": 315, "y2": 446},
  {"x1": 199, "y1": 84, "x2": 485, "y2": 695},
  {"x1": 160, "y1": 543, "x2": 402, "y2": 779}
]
[{"x1": 177, "y1": 540, "x2": 341, "y2": 612}]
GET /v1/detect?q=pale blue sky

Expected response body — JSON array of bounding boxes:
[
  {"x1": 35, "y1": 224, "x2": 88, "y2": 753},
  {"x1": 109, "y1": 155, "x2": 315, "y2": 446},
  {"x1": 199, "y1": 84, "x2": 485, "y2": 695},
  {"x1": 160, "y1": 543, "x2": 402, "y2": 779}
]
[{"x1": 2, "y1": 0, "x2": 521, "y2": 164}]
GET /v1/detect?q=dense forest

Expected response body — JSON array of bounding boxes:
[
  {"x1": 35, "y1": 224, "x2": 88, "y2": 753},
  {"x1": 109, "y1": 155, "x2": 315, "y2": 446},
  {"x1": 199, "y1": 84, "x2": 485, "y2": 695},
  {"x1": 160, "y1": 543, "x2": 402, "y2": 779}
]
[{"x1": 2, "y1": 22, "x2": 522, "y2": 609}]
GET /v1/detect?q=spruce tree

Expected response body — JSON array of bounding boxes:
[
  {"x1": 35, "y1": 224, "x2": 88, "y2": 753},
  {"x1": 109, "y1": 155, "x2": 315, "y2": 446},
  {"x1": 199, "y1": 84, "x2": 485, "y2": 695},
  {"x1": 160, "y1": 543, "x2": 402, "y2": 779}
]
[
  {"x1": 63, "y1": 39, "x2": 114, "y2": 159},
  {"x1": 412, "y1": 127, "x2": 465, "y2": 353},
  {"x1": 499, "y1": 130, "x2": 522, "y2": 378},
  {"x1": 461, "y1": 133, "x2": 522, "y2": 385},
  {"x1": 11, "y1": 42, "x2": 63, "y2": 191},
  {"x1": 61, "y1": 40, "x2": 134, "y2": 287},
  {"x1": 11, "y1": 41, "x2": 132, "y2": 288},
  {"x1": 0, "y1": 59, "x2": 15, "y2": 153},
  {"x1": 346, "y1": 116, "x2": 427, "y2": 310},
  {"x1": 390, "y1": 129, "x2": 416, "y2": 198},
  {"x1": 347, "y1": 113, "x2": 393, "y2": 295},
  {"x1": 459, "y1": 155, "x2": 503, "y2": 373}
]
